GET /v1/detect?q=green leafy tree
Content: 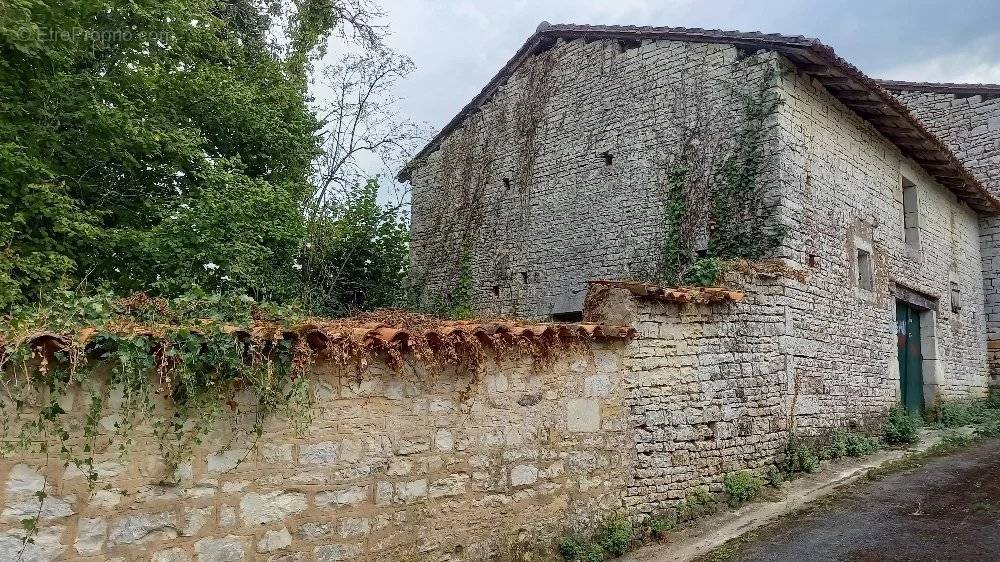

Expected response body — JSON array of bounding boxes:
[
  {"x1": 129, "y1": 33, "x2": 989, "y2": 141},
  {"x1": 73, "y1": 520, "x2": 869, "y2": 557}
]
[
  {"x1": 302, "y1": 178, "x2": 409, "y2": 315},
  {"x1": 0, "y1": 0, "x2": 377, "y2": 308}
]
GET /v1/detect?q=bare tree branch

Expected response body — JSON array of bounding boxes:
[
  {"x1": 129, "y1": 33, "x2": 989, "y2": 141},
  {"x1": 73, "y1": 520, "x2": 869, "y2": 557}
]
[{"x1": 309, "y1": 45, "x2": 428, "y2": 216}]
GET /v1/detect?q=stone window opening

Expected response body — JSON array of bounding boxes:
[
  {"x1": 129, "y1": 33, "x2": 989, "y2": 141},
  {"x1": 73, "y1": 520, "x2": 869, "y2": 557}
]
[
  {"x1": 600, "y1": 151, "x2": 613, "y2": 166},
  {"x1": 551, "y1": 310, "x2": 583, "y2": 322},
  {"x1": 951, "y1": 281, "x2": 962, "y2": 313},
  {"x1": 616, "y1": 38, "x2": 641, "y2": 52},
  {"x1": 520, "y1": 271, "x2": 529, "y2": 284},
  {"x1": 502, "y1": 177, "x2": 511, "y2": 189},
  {"x1": 902, "y1": 176, "x2": 921, "y2": 250},
  {"x1": 857, "y1": 248, "x2": 874, "y2": 291}
]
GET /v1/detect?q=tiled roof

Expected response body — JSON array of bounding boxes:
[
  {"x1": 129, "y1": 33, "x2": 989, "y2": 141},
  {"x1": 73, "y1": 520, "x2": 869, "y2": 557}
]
[
  {"x1": 879, "y1": 80, "x2": 1000, "y2": 96},
  {"x1": 399, "y1": 23, "x2": 1000, "y2": 214},
  {"x1": 295, "y1": 319, "x2": 637, "y2": 352},
  {"x1": 591, "y1": 281, "x2": 744, "y2": 304},
  {"x1": 0, "y1": 319, "x2": 637, "y2": 366}
]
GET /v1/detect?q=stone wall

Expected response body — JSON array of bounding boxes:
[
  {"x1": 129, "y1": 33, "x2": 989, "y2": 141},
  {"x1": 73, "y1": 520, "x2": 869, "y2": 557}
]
[
  {"x1": 407, "y1": 37, "x2": 779, "y2": 318},
  {"x1": 0, "y1": 346, "x2": 632, "y2": 561},
  {"x1": 889, "y1": 90, "x2": 1000, "y2": 190},
  {"x1": 888, "y1": 87, "x2": 1000, "y2": 384},
  {"x1": 3, "y1": 268, "x2": 991, "y2": 561},
  {"x1": 615, "y1": 280, "x2": 791, "y2": 517},
  {"x1": 773, "y1": 64, "x2": 989, "y2": 403}
]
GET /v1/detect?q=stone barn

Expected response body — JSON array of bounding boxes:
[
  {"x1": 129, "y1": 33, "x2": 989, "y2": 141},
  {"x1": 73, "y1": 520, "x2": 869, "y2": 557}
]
[{"x1": 401, "y1": 23, "x2": 1000, "y2": 421}]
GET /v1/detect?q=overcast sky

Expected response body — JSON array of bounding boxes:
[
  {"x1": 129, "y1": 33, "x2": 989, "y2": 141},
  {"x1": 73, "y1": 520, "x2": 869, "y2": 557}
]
[{"x1": 371, "y1": 0, "x2": 1000, "y2": 133}]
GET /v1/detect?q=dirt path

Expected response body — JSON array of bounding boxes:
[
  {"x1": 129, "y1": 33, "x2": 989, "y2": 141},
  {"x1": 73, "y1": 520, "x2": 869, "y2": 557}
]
[{"x1": 706, "y1": 438, "x2": 1000, "y2": 562}]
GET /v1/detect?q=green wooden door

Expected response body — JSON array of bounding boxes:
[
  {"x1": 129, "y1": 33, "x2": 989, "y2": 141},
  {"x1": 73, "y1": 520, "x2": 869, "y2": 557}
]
[{"x1": 896, "y1": 301, "x2": 924, "y2": 414}]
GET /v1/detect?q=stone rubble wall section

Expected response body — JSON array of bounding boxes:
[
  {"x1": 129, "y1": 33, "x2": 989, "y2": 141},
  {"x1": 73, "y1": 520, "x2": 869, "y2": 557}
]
[
  {"x1": 408, "y1": 37, "x2": 777, "y2": 318},
  {"x1": 890, "y1": 89, "x2": 1000, "y2": 383},
  {"x1": 623, "y1": 281, "x2": 791, "y2": 517},
  {"x1": 0, "y1": 348, "x2": 632, "y2": 561},
  {"x1": 773, "y1": 64, "x2": 989, "y2": 400}
]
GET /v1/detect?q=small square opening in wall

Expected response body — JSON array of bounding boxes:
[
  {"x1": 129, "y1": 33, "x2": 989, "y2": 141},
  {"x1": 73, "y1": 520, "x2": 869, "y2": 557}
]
[{"x1": 857, "y1": 248, "x2": 873, "y2": 291}]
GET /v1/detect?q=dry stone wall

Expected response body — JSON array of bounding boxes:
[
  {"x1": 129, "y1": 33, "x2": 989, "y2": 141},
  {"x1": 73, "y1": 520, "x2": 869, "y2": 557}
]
[
  {"x1": 889, "y1": 88, "x2": 1000, "y2": 384},
  {"x1": 0, "y1": 347, "x2": 632, "y2": 561}
]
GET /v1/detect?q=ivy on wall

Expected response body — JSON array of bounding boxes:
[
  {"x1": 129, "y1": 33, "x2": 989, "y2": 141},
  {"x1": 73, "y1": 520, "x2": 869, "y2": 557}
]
[
  {"x1": 658, "y1": 65, "x2": 787, "y2": 286},
  {"x1": 409, "y1": 48, "x2": 560, "y2": 315}
]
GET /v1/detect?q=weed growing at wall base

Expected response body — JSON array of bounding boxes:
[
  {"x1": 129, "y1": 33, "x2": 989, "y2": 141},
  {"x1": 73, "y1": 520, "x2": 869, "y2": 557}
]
[
  {"x1": 884, "y1": 405, "x2": 920, "y2": 445},
  {"x1": 559, "y1": 516, "x2": 635, "y2": 562},
  {"x1": 823, "y1": 430, "x2": 880, "y2": 459},
  {"x1": 781, "y1": 435, "x2": 820, "y2": 474},
  {"x1": 724, "y1": 471, "x2": 764, "y2": 506}
]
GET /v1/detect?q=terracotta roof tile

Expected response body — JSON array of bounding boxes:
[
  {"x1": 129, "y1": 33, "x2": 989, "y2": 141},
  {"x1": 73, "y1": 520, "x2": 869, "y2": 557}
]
[
  {"x1": 879, "y1": 80, "x2": 1000, "y2": 96},
  {"x1": 591, "y1": 280, "x2": 744, "y2": 304},
  {"x1": 399, "y1": 23, "x2": 1000, "y2": 214},
  {"x1": 0, "y1": 318, "x2": 637, "y2": 368}
]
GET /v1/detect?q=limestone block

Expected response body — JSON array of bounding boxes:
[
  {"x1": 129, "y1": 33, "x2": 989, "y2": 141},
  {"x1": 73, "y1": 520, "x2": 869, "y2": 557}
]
[
  {"x1": 315, "y1": 486, "x2": 368, "y2": 507},
  {"x1": 429, "y1": 474, "x2": 469, "y2": 498},
  {"x1": 585, "y1": 375, "x2": 613, "y2": 397},
  {"x1": 257, "y1": 528, "x2": 292, "y2": 553},
  {"x1": 394, "y1": 479, "x2": 428, "y2": 503},
  {"x1": 63, "y1": 460, "x2": 126, "y2": 481},
  {"x1": 219, "y1": 506, "x2": 238, "y2": 528},
  {"x1": 0, "y1": 526, "x2": 65, "y2": 562},
  {"x1": 239, "y1": 491, "x2": 307, "y2": 525},
  {"x1": 108, "y1": 512, "x2": 178, "y2": 546},
  {"x1": 339, "y1": 517, "x2": 370, "y2": 538},
  {"x1": 375, "y1": 481, "x2": 393, "y2": 506},
  {"x1": 434, "y1": 429, "x2": 455, "y2": 451},
  {"x1": 567, "y1": 399, "x2": 601, "y2": 432},
  {"x1": 183, "y1": 506, "x2": 214, "y2": 536},
  {"x1": 299, "y1": 442, "x2": 339, "y2": 465},
  {"x1": 153, "y1": 547, "x2": 192, "y2": 562},
  {"x1": 296, "y1": 521, "x2": 334, "y2": 540},
  {"x1": 315, "y1": 544, "x2": 363, "y2": 562},
  {"x1": 259, "y1": 444, "x2": 294, "y2": 464},
  {"x1": 206, "y1": 449, "x2": 248, "y2": 473},
  {"x1": 195, "y1": 536, "x2": 248, "y2": 562},
  {"x1": 510, "y1": 465, "x2": 539, "y2": 487},
  {"x1": 338, "y1": 438, "x2": 365, "y2": 463},
  {"x1": 5, "y1": 464, "x2": 44, "y2": 495},
  {"x1": 2, "y1": 495, "x2": 74, "y2": 522},
  {"x1": 74, "y1": 517, "x2": 107, "y2": 555},
  {"x1": 91, "y1": 489, "x2": 123, "y2": 508}
]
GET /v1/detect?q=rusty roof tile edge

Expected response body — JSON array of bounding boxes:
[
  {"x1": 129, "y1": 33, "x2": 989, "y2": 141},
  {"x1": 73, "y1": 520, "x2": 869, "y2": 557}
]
[
  {"x1": 396, "y1": 23, "x2": 1000, "y2": 215},
  {"x1": 0, "y1": 319, "x2": 638, "y2": 363},
  {"x1": 590, "y1": 280, "x2": 745, "y2": 303},
  {"x1": 878, "y1": 80, "x2": 1000, "y2": 95}
]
